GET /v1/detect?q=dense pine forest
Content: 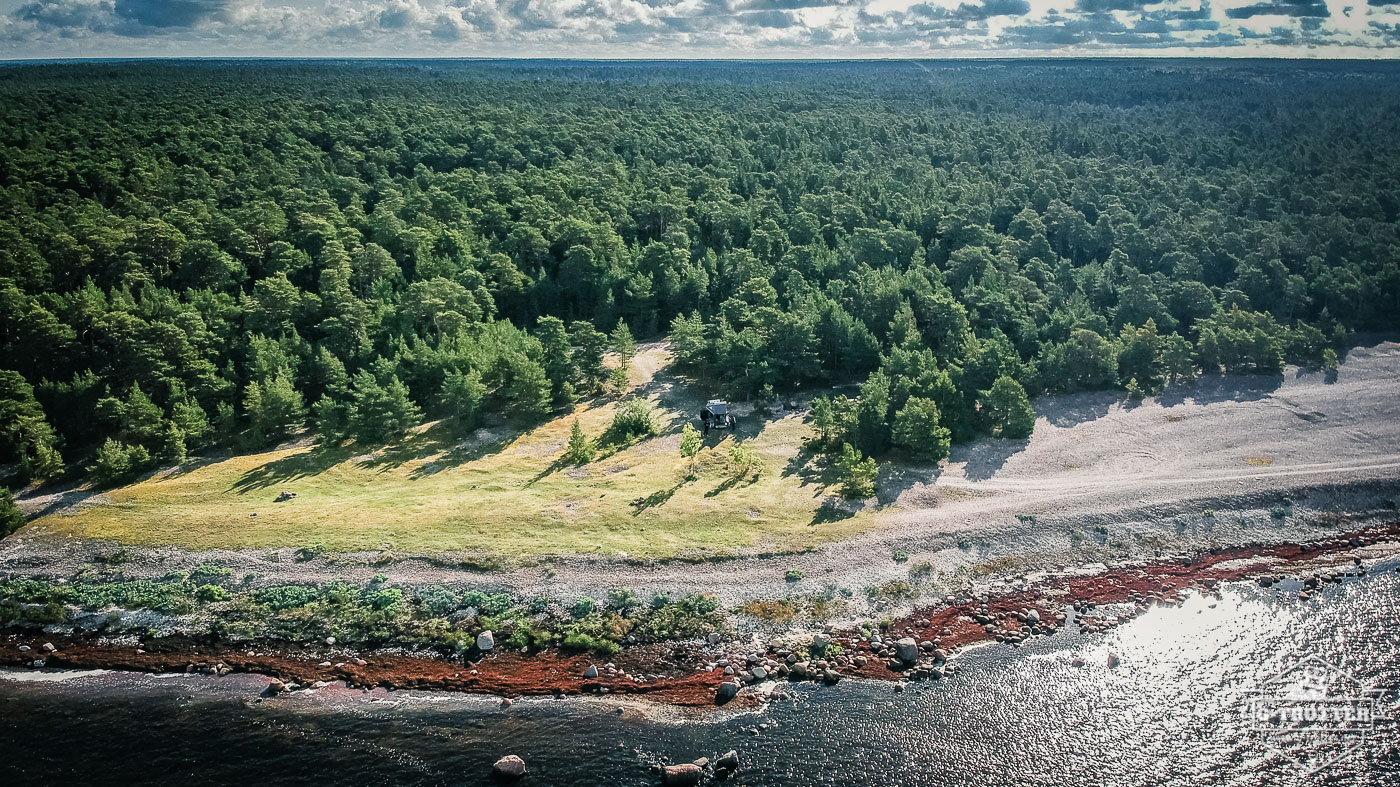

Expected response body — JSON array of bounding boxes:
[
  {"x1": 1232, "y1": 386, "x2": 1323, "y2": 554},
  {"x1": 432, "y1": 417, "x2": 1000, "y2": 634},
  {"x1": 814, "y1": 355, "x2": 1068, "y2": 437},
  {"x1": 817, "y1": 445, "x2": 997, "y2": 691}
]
[{"x1": 1, "y1": 60, "x2": 1398, "y2": 492}]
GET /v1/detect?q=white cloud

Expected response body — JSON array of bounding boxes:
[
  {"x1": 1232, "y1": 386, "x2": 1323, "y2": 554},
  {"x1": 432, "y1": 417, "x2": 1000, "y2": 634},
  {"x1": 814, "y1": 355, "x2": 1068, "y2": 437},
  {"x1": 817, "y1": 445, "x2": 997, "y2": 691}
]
[{"x1": 1, "y1": 0, "x2": 1398, "y2": 54}]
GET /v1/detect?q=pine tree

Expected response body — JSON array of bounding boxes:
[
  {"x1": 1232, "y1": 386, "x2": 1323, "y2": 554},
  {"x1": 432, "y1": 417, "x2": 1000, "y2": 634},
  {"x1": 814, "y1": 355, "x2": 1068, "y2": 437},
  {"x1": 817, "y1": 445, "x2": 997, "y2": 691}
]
[
  {"x1": 571, "y1": 320, "x2": 609, "y2": 394},
  {"x1": 562, "y1": 420, "x2": 596, "y2": 465},
  {"x1": 244, "y1": 373, "x2": 306, "y2": 447},
  {"x1": 892, "y1": 397, "x2": 952, "y2": 463},
  {"x1": 679, "y1": 423, "x2": 702, "y2": 477},
  {"x1": 0, "y1": 488, "x2": 24, "y2": 539},
  {"x1": 609, "y1": 319, "x2": 637, "y2": 392},
  {"x1": 535, "y1": 316, "x2": 575, "y2": 404},
  {"x1": 348, "y1": 371, "x2": 422, "y2": 443},
  {"x1": 854, "y1": 370, "x2": 891, "y2": 455},
  {"x1": 442, "y1": 368, "x2": 487, "y2": 433},
  {"x1": 836, "y1": 443, "x2": 878, "y2": 499},
  {"x1": 498, "y1": 353, "x2": 553, "y2": 422},
  {"x1": 981, "y1": 376, "x2": 1035, "y2": 439}
]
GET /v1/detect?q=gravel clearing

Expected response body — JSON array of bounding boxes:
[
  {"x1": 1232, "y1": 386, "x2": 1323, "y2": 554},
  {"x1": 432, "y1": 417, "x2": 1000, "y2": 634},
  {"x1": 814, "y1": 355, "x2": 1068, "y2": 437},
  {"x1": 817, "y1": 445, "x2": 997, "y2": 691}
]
[{"x1": 5, "y1": 340, "x2": 1399, "y2": 621}]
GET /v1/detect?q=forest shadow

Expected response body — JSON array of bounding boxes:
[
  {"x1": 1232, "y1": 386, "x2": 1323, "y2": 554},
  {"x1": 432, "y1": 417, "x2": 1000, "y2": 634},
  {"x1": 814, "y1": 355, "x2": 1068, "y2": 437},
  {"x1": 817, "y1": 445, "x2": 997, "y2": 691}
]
[
  {"x1": 955, "y1": 436, "x2": 1030, "y2": 482},
  {"x1": 1035, "y1": 391, "x2": 1117, "y2": 429},
  {"x1": 229, "y1": 443, "x2": 359, "y2": 495},
  {"x1": 875, "y1": 461, "x2": 939, "y2": 506},
  {"x1": 231, "y1": 420, "x2": 513, "y2": 491},
  {"x1": 1155, "y1": 372, "x2": 1285, "y2": 409}
]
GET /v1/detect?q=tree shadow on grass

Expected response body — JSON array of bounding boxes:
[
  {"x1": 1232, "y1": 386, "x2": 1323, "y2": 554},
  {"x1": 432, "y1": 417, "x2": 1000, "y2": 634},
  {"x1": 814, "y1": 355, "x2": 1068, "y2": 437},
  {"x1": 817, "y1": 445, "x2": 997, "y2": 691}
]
[
  {"x1": 229, "y1": 443, "x2": 360, "y2": 495},
  {"x1": 231, "y1": 419, "x2": 516, "y2": 492},
  {"x1": 780, "y1": 443, "x2": 835, "y2": 488},
  {"x1": 809, "y1": 502, "x2": 856, "y2": 526},
  {"x1": 631, "y1": 478, "x2": 688, "y2": 515},
  {"x1": 705, "y1": 469, "x2": 761, "y2": 498}
]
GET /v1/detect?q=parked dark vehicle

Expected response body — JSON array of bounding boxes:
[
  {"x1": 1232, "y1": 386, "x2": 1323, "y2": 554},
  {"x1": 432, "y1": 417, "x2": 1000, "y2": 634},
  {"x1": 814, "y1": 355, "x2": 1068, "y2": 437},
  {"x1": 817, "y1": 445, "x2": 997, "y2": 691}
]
[{"x1": 701, "y1": 400, "x2": 736, "y2": 435}]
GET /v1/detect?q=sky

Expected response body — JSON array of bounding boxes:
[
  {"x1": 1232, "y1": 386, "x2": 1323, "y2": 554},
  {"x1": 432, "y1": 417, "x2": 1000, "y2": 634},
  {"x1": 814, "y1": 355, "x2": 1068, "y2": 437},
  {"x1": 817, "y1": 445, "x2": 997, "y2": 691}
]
[{"x1": 2, "y1": 0, "x2": 1400, "y2": 58}]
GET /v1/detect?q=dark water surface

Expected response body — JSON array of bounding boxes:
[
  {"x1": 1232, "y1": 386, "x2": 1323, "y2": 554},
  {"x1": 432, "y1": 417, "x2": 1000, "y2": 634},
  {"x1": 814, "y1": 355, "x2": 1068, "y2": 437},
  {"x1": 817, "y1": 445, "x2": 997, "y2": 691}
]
[{"x1": 4, "y1": 561, "x2": 1398, "y2": 786}]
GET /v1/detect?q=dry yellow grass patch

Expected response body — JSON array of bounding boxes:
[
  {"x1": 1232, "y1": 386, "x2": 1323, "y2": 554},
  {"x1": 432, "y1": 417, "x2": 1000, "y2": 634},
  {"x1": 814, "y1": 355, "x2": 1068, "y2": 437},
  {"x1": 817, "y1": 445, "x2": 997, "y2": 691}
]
[{"x1": 29, "y1": 349, "x2": 885, "y2": 561}]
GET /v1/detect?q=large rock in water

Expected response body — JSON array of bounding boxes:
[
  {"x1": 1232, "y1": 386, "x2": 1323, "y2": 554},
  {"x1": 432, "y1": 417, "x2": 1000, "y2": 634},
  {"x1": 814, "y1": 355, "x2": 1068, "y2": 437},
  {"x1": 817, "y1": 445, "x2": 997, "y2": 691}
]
[
  {"x1": 662, "y1": 763, "x2": 703, "y2": 786},
  {"x1": 715, "y1": 750, "x2": 740, "y2": 772},
  {"x1": 492, "y1": 755, "x2": 526, "y2": 780},
  {"x1": 476, "y1": 630, "x2": 495, "y2": 651},
  {"x1": 895, "y1": 638, "x2": 919, "y2": 663}
]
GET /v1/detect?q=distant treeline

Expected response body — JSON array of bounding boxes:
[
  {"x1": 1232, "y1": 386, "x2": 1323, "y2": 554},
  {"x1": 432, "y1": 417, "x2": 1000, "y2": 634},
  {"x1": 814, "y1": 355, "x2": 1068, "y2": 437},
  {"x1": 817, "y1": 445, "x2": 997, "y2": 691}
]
[{"x1": 0, "y1": 61, "x2": 1396, "y2": 485}]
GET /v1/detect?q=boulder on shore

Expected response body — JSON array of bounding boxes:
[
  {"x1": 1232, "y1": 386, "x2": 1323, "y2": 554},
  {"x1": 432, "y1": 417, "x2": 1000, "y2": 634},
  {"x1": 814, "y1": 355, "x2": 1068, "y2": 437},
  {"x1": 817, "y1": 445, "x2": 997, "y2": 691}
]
[
  {"x1": 477, "y1": 630, "x2": 496, "y2": 651},
  {"x1": 492, "y1": 754, "x2": 526, "y2": 780},
  {"x1": 583, "y1": 664, "x2": 599, "y2": 679},
  {"x1": 715, "y1": 681, "x2": 740, "y2": 704},
  {"x1": 662, "y1": 763, "x2": 703, "y2": 786},
  {"x1": 894, "y1": 638, "x2": 919, "y2": 663}
]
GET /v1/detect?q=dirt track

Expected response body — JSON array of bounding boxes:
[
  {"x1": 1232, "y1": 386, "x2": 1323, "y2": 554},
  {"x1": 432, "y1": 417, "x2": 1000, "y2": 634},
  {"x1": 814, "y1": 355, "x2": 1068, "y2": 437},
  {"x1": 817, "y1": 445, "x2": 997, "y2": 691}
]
[{"x1": 3, "y1": 341, "x2": 1398, "y2": 618}]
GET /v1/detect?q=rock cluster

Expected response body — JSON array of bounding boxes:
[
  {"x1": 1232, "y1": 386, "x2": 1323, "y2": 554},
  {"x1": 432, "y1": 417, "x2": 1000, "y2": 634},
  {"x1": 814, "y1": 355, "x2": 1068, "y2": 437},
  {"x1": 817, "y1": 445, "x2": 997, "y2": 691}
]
[
  {"x1": 661, "y1": 750, "x2": 740, "y2": 784},
  {"x1": 492, "y1": 754, "x2": 526, "y2": 780},
  {"x1": 970, "y1": 603, "x2": 1065, "y2": 644}
]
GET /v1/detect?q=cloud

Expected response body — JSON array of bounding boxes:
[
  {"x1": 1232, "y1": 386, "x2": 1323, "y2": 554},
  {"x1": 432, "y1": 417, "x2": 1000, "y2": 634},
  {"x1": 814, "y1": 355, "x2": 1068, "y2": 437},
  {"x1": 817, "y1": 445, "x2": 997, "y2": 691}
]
[
  {"x1": 0, "y1": 0, "x2": 1396, "y2": 53},
  {"x1": 956, "y1": 0, "x2": 1031, "y2": 18},
  {"x1": 738, "y1": 9, "x2": 799, "y2": 26},
  {"x1": 113, "y1": 0, "x2": 228, "y2": 28},
  {"x1": 730, "y1": 0, "x2": 852, "y2": 9},
  {"x1": 1075, "y1": 0, "x2": 1151, "y2": 12},
  {"x1": 14, "y1": 0, "x2": 117, "y2": 32},
  {"x1": 1225, "y1": 0, "x2": 1329, "y2": 17}
]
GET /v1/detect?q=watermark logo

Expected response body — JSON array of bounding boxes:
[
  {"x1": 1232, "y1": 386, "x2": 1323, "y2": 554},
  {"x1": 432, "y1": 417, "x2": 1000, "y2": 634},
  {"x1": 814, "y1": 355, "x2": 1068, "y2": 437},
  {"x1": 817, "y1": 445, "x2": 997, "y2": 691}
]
[{"x1": 1247, "y1": 655, "x2": 1382, "y2": 777}]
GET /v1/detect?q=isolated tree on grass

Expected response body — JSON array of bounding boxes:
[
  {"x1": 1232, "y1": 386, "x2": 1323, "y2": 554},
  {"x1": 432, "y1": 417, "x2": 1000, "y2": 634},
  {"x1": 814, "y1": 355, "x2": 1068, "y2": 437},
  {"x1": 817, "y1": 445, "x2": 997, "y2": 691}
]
[
  {"x1": 679, "y1": 423, "x2": 702, "y2": 477},
  {"x1": 980, "y1": 376, "x2": 1035, "y2": 439},
  {"x1": 610, "y1": 398, "x2": 658, "y2": 441},
  {"x1": 727, "y1": 442, "x2": 761, "y2": 480},
  {"x1": 563, "y1": 420, "x2": 596, "y2": 465},
  {"x1": 836, "y1": 442, "x2": 878, "y2": 499}
]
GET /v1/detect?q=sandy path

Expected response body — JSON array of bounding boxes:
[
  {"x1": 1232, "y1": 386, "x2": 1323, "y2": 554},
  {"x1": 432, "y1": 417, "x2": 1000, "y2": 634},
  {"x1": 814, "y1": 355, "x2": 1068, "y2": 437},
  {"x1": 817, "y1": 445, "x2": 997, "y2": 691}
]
[{"x1": 4, "y1": 341, "x2": 1398, "y2": 618}]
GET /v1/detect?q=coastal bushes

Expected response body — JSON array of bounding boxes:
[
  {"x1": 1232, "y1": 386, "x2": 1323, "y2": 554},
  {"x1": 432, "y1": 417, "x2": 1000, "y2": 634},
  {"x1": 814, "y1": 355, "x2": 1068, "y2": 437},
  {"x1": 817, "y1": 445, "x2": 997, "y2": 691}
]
[{"x1": 0, "y1": 573, "x2": 726, "y2": 657}]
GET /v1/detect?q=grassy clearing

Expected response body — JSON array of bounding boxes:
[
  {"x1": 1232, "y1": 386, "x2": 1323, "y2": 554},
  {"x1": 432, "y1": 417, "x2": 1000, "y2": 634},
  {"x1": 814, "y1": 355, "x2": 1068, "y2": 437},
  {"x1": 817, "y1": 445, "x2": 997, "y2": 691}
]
[{"x1": 28, "y1": 349, "x2": 882, "y2": 561}]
